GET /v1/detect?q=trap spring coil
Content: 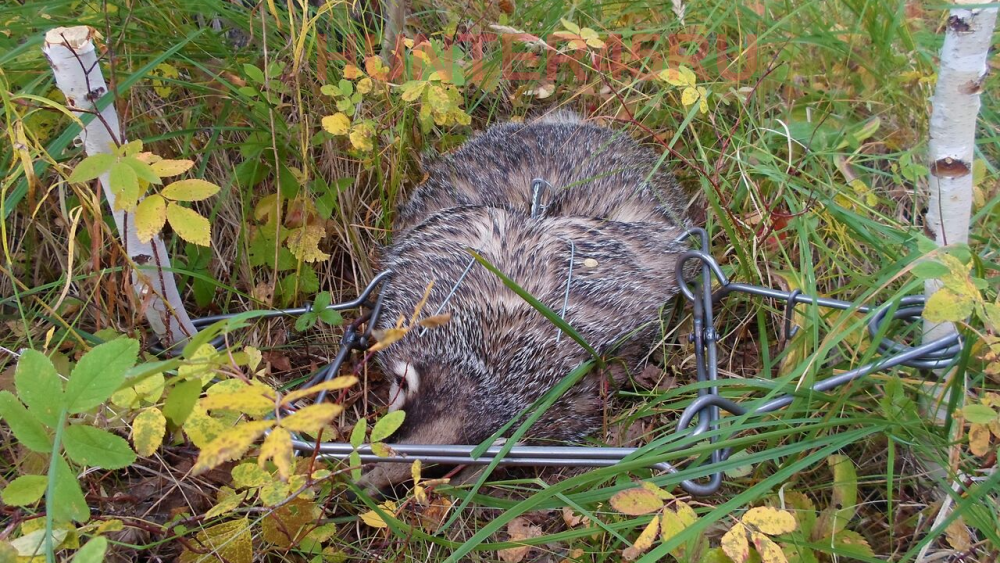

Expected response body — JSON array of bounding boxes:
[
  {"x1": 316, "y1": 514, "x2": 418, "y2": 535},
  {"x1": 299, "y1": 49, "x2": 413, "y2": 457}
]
[{"x1": 161, "y1": 228, "x2": 963, "y2": 496}]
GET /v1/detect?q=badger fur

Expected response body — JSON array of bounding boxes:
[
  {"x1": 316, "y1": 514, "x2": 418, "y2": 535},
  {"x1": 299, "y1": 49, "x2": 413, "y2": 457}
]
[{"x1": 364, "y1": 112, "x2": 691, "y2": 490}]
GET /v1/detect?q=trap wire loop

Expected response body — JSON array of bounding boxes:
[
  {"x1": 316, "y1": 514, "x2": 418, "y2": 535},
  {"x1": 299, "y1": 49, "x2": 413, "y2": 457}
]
[{"x1": 165, "y1": 230, "x2": 961, "y2": 496}]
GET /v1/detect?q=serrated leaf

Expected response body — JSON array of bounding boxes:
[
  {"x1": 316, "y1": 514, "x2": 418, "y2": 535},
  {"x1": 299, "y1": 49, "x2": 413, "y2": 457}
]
[
  {"x1": 132, "y1": 407, "x2": 167, "y2": 456},
  {"x1": 660, "y1": 507, "x2": 694, "y2": 547},
  {"x1": 623, "y1": 513, "x2": 659, "y2": 561},
  {"x1": 610, "y1": 487, "x2": 664, "y2": 516},
  {"x1": 1, "y1": 475, "x2": 48, "y2": 506},
  {"x1": 192, "y1": 420, "x2": 275, "y2": 474},
  {"x1": 280, "y1": 376, "x2": 358, "y2": 406},
  {"x1": 69, "y1": 153, "x2": 116, "y2": 183},
  {"x1": 750, "y1": 530, "x2": 788, "y2": 563},
  {"x1": 0, "y1": 390, "x2": 52, "y2": 452},
  {"x1": 205, "y1": 486, "x2": 245, "y2": 519},
  {"x1": 322, "y1": 113, "x2": 351, "y2": 135},
  {"x1": 109, "y1": 161, "x2": 140, "y2": 209},
  {"x1": 121, "y1": 156, "x2": 161, "y2": 185},
  {"x1": 721, "y1": 524, "x2": 750, "y2": 563},
  {"x1": 232, "y1": 462, "x2": 270, "y2": 488},
  {"x1": 68, "y1": 153, "x2": 115, "y2": 183},
  {"x1": 743, "y1": 507, "x2": 797, "y2": 535},
  {"x1": 963, "y1": 404, "x2": 998, "y2": 424},
  {"x1": 166, "y1": 202, "x2": 211, "y2": 246},
  {"x1": 259, "y1": 427, "x2": 294, "y2": 481},
  {"x1": 65, "y1": 338, "x2": 139, "y2": 414},
  {"x1": 150, "y1": 159, "x2": 194, "y2": 177},
  {"x1": 200, "y1": 386, "x2": 275, "y2": 416},
  {"x1": 163, "y1": 378, "x2": 203, "y2": 426},
  {"x1": 161, "y1": 179, "x2": 221, "y2": 202},
  {"x1": 70, "y1": 537, "x2": 107, "y2": 563},
  {"x1": 178, "y1": 519, "x2": 252, "y2": 563},
  {"x1": 370, "y1": 410, "x2": 405, "y2": 442},
  {"x1": 63, "y1": 424, "x2": 137, "y2": 469},
  {"x1": 280, "y1": 403, "x2": 343, "y2": 435},
  {"x1": 182, "y1": 407, "x2": 225, "y2": 448},
  {"x1": 286, "y1": 224, "x2": 330, "y2": 262},
  {"x1": 135, "y1": 194, "x2": 167, "y2": 243},
  {"x1": 52, "y1": 455, "x2": 90, "y2": 523},
  {"x1": 14, "y1": 349, "x2": 64, "y2": 427},
  {"x1": 828, "y1": 528, "x2": 874, "y2": 557}
]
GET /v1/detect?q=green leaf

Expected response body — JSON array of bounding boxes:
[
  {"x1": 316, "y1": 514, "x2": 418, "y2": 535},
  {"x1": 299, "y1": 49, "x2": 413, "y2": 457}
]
[
  {"x1": 161, "y1": 179, "x2": 221, "y2": 202},
  {"x1": 911, "y1": 260, "x2": 950, "y2": 280},
  {"x1": 121, "y1": 156, "x2": 161, "y2": 185},
  {"x1": 350, "y1": 419, "x2": 367, "y2": 448},
  {"x1": 10, "y1": 529, "x2": 68, "y2": 557},
  {"x1": 166, "y1": 202, "x2": 211, "y2": 246},
  {"x1": 109, "y1": 161, "x2": 140, "y2": 208},
  {"x1": 0, "y1": 391, "x2": 52, "y2": 452},
  {"x1": 70, "y1": 537, "x2": 108, "y2": 563},
  {"x1": 65, "y1": 338, "x2": 139, "y2": 414},
  {"x1": 68, "y1": 153, "x2": 115, "y2": 183},
  {"x1": 63, "y1": 424, "x2": 137, "y2": 469},
  {"x1": 163, "y1": 378, "x2": 203, "y2": 426},
  {"x1": 52, "y1": 455, "x2": 91, "y2": 523},
  {"x1": 15, "y1": 349, "x2": 64, "y2": 427},
  {"x1": 319, "y1": 309, "x2": 343, "y2": 326},
  {"x1": 963, "y1": 404, "x2": 998, "y2": 424},
  {"x1": 295, "y1": 312, "x2": 318, "y2": 332},
  {"x1": 135, "y1": 194, "x2": 168, "y2": 243},
  {"x1": 244, "y1": 64, "x2": 266, "y2": 84},
  {"x1": 370, "y1": 411, "x2": 405, "y2": 443},
  {"x1": 1, "y1": 475, "x2": 48, "y2": 506}
]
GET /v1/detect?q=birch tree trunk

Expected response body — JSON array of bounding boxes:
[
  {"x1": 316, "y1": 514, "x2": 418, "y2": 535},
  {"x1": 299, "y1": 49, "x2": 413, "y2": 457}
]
[
  {"x1": 923, "y1": 6, "x2": 997, "y2": 399},
  {"x1": 43, "y1": 26, "x2": 197, "y2": 347}
]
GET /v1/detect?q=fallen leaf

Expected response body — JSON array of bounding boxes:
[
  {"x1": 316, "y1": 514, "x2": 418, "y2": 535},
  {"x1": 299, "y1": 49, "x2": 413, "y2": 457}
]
[{"x1": 498, "y1": 517, "x2": 542, "y2": 563}]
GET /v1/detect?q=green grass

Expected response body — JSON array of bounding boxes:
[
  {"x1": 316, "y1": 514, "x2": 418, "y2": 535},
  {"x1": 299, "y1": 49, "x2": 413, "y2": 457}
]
[{"x1": 1, "y1": 0, "x2": 998, "y2": 561}]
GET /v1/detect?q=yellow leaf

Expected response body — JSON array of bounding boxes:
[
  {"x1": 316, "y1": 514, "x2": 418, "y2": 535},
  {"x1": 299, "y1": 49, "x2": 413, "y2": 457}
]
[
  {"x1": 259, "y1": 427, "x2": 294, "y2": 481},
  {"x1": 132, "y1": 407, "x2": 166, "y2": 456},
  {"x1": 151, "y1": 62, "x2": 179, "y2": 98},
  {"x1": 360, "y1": 500, "x2": 397, "y2": 528},
  {"x1": 192, "y1": 420, "x2": 275, "y2": 474},
  {"x1": 750, "y1": 530, "x2": 788, "y2": 563},
  {"x1": 343, "y1": 64, "x2": 363, "y2": 79},
  {"x1": 232, "y1": 462, "x2": 270, "y2": 488},
  {"x1": 698, "y1": 87, "x2": 709, "y2": 114},
  {"x1": 134, "y1": 195, "x2": 167, "y2": 243},
  {"x1": 279, "y1": 376, "x2": 359, "y2": 406},
  {"x1": 674, "y1": 501, "x2": 698, "y2": 525},
  {"x1": 166, "y1": 202, "x2": 211, "y2": 247},
  {"x1": 349, "y1": 122, "x2": 375, "y2": 151},
  {"x1": 923, "y1": 288, "x2": 975, "y2": 323},
  {"x1": 161, "y1": 178, "x2": 221, "y2": 202},
  {"x1": 610, "y1": 486, "x2": 665, "y2": 515},
  {"x1": 279, "y1": 403, "x2": 343, "y2": 435},
  {"x1": 641, "y1": 481, "x2": 675, "y2": 500},
  {"x1": 183, "y1": 407, "x2": 225, "y2": 447},
  {"x1": 322, "y1": 112, "x2": 351, "y2": 136},
  {"x1": 200, "y1": 385, "x2": 275, "y2": 417},
  {"x1": 417, "y1": 313, "x2": 452, "y2": 329},
  {"x1": 721, "y1": 524, "x2": 750, "y2": 563},
  {"x1": 368, "y1": 327, "x2": 409, "y2": 352},
  {"x1": 357, "y1": 77, "x2": 373, "y2": 94},
  {"x1": 178, "y1": 519, "x2": 252, "y2": 563},
  {"x1": 679, "y1": 65, "x2": 697, "y2": 85},
  {"x1": 287, "y1": 224, "x2": 330, "y2": 263},
  {"x1": 945, "y1": 517, "x2": 973, "y2": 551},
  {"x1": 681, "y1": 86, "x2": 700, "y2": 107},
  {"x1": 743, "y1": 506, "x2": 797, "y2": 535},
  {"x1": 623, "y1": 514, "x2": 659, "y2": 561},
  {"x1": 150, "y1": 159, "x2": 194, "y2": 178},
  {"x1": 969, "y1": 423, "x2": 992, "y2": 456},
  {"x1": 244, "y1": 346, "x2": 262, "y2": 373},
  {"x1": 560, "y1": 18, "x2": 580, "y2": 34},
  {"x1": 205, "y1": 486, "x2": 245, "y2": 518}
]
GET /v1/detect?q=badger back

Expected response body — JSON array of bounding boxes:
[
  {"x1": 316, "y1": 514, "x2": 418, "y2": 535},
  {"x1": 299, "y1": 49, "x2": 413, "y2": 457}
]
[{"x1": 393, "y1": 115, "x2": 688, "y2": 234}]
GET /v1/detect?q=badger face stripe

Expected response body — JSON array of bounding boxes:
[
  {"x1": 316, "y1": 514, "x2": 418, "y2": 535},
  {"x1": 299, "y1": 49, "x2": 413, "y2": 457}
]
[{"x1": 387, "y1": 361, "x2": 420, "y2": 412}]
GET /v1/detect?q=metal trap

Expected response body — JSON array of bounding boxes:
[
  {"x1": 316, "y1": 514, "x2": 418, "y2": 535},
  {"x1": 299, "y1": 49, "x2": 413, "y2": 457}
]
[{"x1": 178, "y1": 228, "x2": 962, "y2": 496}]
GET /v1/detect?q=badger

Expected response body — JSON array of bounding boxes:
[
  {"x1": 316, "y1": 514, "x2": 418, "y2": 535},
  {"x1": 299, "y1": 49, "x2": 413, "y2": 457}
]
[{"x1": 363, "y1": 112, "x2": 691, "y2": 491}]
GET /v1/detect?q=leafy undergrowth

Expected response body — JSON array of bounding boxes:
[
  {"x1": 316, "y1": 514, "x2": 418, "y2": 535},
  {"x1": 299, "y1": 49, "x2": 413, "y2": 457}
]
[{"x1": 1, "y1": 0, "x2": 999, "y2": 561}]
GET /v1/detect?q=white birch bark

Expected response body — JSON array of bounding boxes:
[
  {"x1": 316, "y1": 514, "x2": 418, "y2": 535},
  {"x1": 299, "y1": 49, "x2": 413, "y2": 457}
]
[
  {"x1": 43, "y1": 26, "x2": 197, "y2": 346},
  {"x1": 925, "y1": 6, "x2": 997, "y2": 336}
]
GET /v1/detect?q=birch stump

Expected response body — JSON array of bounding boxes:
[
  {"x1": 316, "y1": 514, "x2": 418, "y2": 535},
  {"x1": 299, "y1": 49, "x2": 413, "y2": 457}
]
[{"x1": 44, "y1": 26, "x2": 197, "y2": 346}]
